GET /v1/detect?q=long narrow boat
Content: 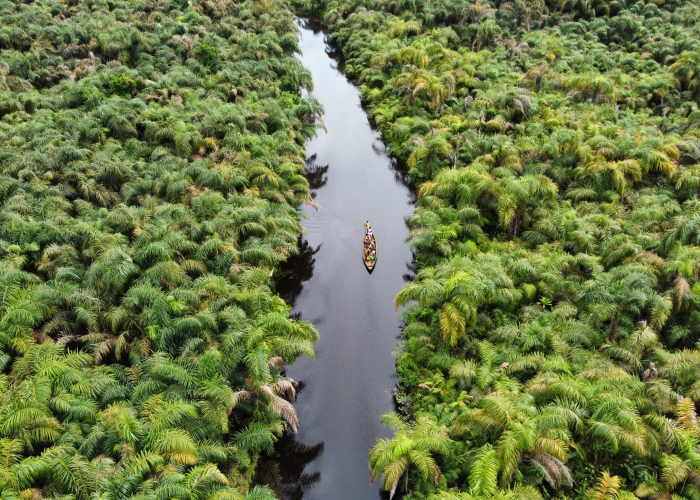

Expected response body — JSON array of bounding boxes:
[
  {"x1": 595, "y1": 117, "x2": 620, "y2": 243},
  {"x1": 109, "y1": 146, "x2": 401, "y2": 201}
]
[{"x1": 363, "y1": 232, "x2": 377, "y2": 271}]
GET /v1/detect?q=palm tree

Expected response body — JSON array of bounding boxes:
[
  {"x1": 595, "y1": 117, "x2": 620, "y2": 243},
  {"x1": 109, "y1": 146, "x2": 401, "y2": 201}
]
[
  {"x1": 670, "y1": 52, "x2": 700, "y2": 94},
  {"x1": 470, "y1": 20, "x2": 502, "y2": 50},
  {"x1": 664, "y1": 198, "x2": 700, "y2": 249},
  {"x1": 453, "y1": 391, "x2": 573, "y2": 488},
  {"x1": 587, "y1": 472, "x2": 637, "y2": 500},
  {"x1": 578, "y1": 263, "x2": 668, "y2": 340},
  {"x1": 405, "y1": 208, "x2": 461, "y2": 259},
  {"x1": 426, "y1": 445, "x2": 546, "y2": 500},
  {"x1": 462, "y1": 2, "x2": 496, "y2": 24},
  {"x1": 675, "y1": 164, "x2": 700, "y2": 199},
  {"x1": 500, "y1": 0, "x2": 547, "y2": 31},
  {"x1": 583, "y1": 157, "x2": 642, "y2": 196},
  {"x1": 407, "y1": 134, "x2": 453, "y2": 181},
  {"x1": 486, "y1": 173, "x2": 559, "y2": 239},
  {"x1": 636, "y1": 450, "x2": 700, "y2": 500},
  {"x1": 369, "y1": 412, "x2": 450, "y2": 499},
  {"x1": 448, "y1": 341, "x2": 516, "y2": 396},
  {"x1": 566, "y1": 73, "x2": 618, "y2": 104}
]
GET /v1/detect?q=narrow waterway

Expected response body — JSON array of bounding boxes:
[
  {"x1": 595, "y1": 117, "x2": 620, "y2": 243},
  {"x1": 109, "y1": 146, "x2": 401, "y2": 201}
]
[{"x1": 254, "y1": 19, "x2": 415, "y2": 500}]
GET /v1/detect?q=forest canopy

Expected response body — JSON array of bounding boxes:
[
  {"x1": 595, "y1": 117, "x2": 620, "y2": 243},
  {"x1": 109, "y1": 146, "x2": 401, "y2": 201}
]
[
  {"x1": 292, "y1": 0, "x2": 700, "y2": 499},
  {"x1": 0, "y1": 0, "x2": 321, "y2": 498}
]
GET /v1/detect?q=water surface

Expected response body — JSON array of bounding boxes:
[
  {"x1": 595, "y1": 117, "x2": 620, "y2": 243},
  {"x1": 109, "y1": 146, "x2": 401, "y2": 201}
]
[{"x1": 256, "y1": 20, "x2": 415, "y2": 500}]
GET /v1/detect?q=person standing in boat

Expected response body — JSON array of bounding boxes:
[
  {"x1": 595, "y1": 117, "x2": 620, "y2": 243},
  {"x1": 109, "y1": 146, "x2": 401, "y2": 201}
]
[{"x1": 365, "y1": 221, "x2": 372, "y2": 236}]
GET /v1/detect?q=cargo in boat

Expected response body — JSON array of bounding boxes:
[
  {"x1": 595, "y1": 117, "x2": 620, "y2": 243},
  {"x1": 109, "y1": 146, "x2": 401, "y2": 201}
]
[{"x1": 363, "y1": 231, "x2": 376, "y2": 271}]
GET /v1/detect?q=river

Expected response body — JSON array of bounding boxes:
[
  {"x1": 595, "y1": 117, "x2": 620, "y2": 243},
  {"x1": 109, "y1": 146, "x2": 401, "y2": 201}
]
[{"x1": 253, "y1": 19, "x2": 415, "y2": 500}]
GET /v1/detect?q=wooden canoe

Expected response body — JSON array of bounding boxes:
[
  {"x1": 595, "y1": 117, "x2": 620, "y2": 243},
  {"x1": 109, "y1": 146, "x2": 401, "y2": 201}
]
[{"x1": 363, "y1": 232, "x2": 376, "y2": 271}]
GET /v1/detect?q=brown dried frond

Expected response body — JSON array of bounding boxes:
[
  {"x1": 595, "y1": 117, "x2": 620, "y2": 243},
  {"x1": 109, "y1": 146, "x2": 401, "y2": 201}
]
[
  {"x1": 270, "y1": 394, "x2": 298, "y2": 432},
  {"x1": 642, "y1": 362, "x2": 658, "y2": 381},
  {"x1": 172, "y1": 34, "x2": 198, "y2": 57},
  {"x1": 530, "y1": 451, "x2": 573, "y2": 488},
  {"x1": 272, "y1": 379, "x2": 297, "y2": 401},
  {"x1": 631, "y1": 251, "x2": 666, "y2": 272},
  {"x1": 268, "y1": 356, "x2": 284, "y2": 370},
  {"x1": 673, "y1": 275, "x2": 691, "y2": 309},
  {"x1": 229, "y1": 262, "x2": 253, "y2": 280},
  {"x1": 232, "y1": 390, "x2": 254, "y2": 405},
  {"x1": 300, "y1": 198, "x2": 320, "y2": 210}
]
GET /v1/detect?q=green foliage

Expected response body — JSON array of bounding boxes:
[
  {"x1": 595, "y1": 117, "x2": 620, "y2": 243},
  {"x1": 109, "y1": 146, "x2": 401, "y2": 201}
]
[
  {"x1": 193, "y1": 42, "x2": 219, "y2": 68},
  {"x1": 397, "y1": 364, "x2": 421, "y2": 389},
  {"x1": 108, "y1": 75, "x2": 137, "y2": 96},
  {"x1": 370, "y1": 412, "x2": 451, "y2": 499},
  {"x1": 0, "y1": 0, "x2": 321, "y2": 498}
]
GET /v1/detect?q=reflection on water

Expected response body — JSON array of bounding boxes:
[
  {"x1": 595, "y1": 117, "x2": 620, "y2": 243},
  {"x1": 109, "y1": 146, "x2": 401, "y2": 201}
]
[
  {"x1": 273, "y1": 153, "x2": 327, "y2": 308},
  {"x1": 402, "y1": 261, "x2": 417, "y2": 283},
  {"x1": 254, "y1": 429, "x2": 396, "y2": 500},
  {"x1": 299, "y1": 18, "x2": 345, "y2": 72},
  {"x1": 305, "y1": 154, "x2": 329, "y2": 199},
  {"x1": 275, "y1": 236, "x2": 321, "y2": 309},
  {"x1": 262, "y1": 150, "x2": 326, "y2": 498},
  {"x1": 253, "y1": 428, "x2": 324, "y2": 500}
]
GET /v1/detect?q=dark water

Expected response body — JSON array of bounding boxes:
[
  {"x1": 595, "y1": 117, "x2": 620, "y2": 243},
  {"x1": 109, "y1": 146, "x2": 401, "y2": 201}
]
[{"x1": 254, "y1": 20, "x2": 415, "y2": 500}]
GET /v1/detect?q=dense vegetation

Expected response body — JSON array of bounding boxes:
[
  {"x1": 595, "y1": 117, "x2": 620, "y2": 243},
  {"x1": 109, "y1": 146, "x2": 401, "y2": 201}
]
[
  {"x1": 0, "y1": 0, "x2": 322, "y2": 497},
  {"x1": 294, "y1": 0, "x2": 700, "y2": 499}
]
